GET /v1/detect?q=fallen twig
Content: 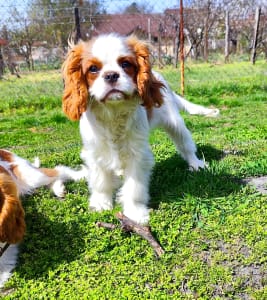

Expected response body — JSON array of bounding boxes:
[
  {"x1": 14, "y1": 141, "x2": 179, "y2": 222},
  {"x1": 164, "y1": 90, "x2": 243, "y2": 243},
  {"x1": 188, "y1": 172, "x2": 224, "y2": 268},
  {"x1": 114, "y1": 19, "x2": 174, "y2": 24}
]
[
  {"x1": 96, "y1": 212, "x2": 165, "y2": 257},
  {"x1": 96, "y1": 221, "x2": 117, "y2": 230}
]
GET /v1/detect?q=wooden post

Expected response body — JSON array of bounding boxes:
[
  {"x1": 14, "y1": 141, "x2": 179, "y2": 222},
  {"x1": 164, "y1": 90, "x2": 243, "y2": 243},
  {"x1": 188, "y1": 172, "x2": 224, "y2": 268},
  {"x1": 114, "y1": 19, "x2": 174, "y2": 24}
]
[
  {"x1": 74, "y1": 7, "x2": 81, "y2": 44},
  {"x1": 251, "y1": 7, "x2": 261, "y2": 65},
  {"x1": 179, "y1": 0, "x2": 185, "y2": 96},
  {"x1": 225, "y1": 10, "x2": 230, "y2": 63}
]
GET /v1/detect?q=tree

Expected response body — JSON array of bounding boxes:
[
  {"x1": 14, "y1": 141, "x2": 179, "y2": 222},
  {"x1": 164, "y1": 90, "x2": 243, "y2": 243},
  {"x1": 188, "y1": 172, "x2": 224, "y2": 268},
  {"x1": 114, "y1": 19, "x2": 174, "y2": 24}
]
[
  {"x1": 27, "y1": 0, "x2": 105, "y2": 48},
  {"x1": 0, "y1": 26, "x2": 21, "y2": 77},
  {"x1": 123, "y1": 2, "x2": 152, "y2": 14},
  {"x1": 5, "y1": 8, "x2": 40, "y2": 71}
]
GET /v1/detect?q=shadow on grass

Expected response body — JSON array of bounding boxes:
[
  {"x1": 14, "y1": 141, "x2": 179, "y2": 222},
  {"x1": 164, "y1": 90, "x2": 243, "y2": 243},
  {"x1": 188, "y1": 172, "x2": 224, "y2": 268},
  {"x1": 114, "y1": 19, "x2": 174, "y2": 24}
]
[
  {"x1": 150, "y1": 144, "x2": 243, "y2": 208},
  {"x1": 16, "y1": 195, "x2": 88, "y2": 281}
]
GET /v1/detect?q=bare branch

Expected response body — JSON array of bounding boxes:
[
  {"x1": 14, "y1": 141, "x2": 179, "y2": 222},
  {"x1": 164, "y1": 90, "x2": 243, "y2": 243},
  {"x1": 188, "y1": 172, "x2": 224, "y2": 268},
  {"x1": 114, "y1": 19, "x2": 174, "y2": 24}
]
[{"x1": 96, "y1": 212, "x2": 165, "y2": 258}]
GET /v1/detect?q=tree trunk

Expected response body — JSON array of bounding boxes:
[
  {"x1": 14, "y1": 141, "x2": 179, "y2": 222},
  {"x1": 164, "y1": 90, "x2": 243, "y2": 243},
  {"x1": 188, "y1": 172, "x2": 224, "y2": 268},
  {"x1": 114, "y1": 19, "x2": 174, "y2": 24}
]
[
  {"x1": 0, "y1": 48, "x2": 4, "y2": 79},
  {"x1": 204, "y1": 17, "x2": 209, "y2": 62},
  {"x1": 173, "y1": 34, "x2": 179, "y2": 68}
]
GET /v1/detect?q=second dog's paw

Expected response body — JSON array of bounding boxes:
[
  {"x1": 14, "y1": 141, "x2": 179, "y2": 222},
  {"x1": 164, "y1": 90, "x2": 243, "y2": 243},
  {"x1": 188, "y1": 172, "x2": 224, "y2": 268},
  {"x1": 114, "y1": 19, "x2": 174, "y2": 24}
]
[{"x1": 51, "y1": 180, "x2": 66, "y2": 198}]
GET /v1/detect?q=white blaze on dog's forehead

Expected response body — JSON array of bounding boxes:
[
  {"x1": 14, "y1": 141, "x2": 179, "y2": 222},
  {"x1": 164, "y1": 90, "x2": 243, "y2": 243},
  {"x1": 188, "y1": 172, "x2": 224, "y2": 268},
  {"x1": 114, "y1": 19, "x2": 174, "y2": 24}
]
[{"x1": 91, "y1": 34, "x2": 132, "y2": 62}]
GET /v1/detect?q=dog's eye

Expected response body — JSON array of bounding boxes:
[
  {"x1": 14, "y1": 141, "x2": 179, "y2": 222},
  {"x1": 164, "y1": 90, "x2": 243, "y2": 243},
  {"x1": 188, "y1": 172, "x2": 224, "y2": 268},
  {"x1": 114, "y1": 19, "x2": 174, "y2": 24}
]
[
  {"x1": 121, "y1": 61, "x2": 132, "y2": 69},
  {"x1": 89, "y1": 65, "x2": 99, "y2": 73}
]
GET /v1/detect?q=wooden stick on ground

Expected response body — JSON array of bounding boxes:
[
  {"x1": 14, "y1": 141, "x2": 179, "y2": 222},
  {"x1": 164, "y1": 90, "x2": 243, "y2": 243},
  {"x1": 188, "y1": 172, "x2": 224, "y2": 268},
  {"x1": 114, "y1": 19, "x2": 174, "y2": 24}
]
[{"x1": 96, "y1": 212, "x2": 165, "y2": 258}]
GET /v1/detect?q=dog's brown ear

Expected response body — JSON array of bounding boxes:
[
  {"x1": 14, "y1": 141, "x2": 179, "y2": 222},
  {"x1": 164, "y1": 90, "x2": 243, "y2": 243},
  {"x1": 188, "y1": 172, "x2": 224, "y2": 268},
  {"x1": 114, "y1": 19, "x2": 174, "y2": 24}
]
[
  {"x1": 127, "y1": 36, "x2": 164, "y2": 109},
  {"x1": 0, "y1": 173, "x2": 26, "y2": 244},
  {"x1": 62, "y1": 43, "x2": 88, "y2": 121}
]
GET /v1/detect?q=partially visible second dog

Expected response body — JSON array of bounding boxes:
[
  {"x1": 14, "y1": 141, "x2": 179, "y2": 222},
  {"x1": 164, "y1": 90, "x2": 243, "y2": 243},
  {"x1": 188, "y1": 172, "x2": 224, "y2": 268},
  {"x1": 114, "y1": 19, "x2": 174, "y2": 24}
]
[{"x1": 0, "y1": 149, "x2": 87, "y2": 288}]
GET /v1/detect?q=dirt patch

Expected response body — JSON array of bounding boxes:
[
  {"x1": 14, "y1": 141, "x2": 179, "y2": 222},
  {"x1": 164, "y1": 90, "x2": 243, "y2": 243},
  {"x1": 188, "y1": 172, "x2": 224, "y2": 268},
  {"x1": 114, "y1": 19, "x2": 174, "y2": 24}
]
[
  {"x1": 242, "y1": 176, "x2": 267, "y2": 195},
  {"x1": 194, "y1": 240, "x2": 267, "y2": 299}
]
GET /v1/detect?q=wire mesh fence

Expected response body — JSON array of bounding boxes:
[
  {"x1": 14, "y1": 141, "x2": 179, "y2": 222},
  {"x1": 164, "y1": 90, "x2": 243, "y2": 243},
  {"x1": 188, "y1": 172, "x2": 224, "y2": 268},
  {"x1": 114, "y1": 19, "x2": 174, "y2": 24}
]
[{"x1": 0, "y1": 0, "x2": 266, "y2": 77}]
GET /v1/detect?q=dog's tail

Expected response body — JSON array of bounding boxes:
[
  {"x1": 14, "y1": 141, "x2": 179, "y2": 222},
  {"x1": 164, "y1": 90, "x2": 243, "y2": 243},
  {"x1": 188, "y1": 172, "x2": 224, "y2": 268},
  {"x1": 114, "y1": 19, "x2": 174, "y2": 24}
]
[
  {"x1": 33, "y1": 157, "x2": 87, "y2": 183},
  {"x1": 37, "y1": 164, "x2": 88, "y2": 198},
  {"x1": 152, "y1": 70, "x2": 219, "y2": 117},
  {"x1": 54, "y1": 165, "x2": 88, "y2": 182},
  {"x1": 173, "y1": 92, "x2": 220, "y2": 117}
]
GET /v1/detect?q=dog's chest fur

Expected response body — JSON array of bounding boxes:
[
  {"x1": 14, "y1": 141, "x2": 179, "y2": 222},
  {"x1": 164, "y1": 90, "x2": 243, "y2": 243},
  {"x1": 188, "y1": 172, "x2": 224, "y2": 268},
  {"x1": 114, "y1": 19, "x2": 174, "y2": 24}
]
[
  {"x1": 93, "y1": 102, "x2": 136, "y2": 143},
  {"x1": 82, "y1": 100, "x2": 149, "y2": 172}
]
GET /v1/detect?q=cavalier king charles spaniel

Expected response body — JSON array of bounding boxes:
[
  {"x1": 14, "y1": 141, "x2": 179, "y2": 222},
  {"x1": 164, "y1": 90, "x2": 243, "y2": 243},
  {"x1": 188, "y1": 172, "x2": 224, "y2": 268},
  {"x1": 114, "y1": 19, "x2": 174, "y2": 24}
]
[
  {"x1": 0, "y1": 149, "x2": 86, "y2": 287},
  {"x1": 62, "y1": 33, "x2": 219, "y2": 224}
]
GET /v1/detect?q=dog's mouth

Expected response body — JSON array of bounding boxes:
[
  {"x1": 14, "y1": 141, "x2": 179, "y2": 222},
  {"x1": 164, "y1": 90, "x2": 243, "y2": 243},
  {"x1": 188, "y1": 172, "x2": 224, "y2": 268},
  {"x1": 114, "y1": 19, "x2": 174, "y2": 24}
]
[{"x1": 101, "y1": 89, "x2": 129, "y2": 103}]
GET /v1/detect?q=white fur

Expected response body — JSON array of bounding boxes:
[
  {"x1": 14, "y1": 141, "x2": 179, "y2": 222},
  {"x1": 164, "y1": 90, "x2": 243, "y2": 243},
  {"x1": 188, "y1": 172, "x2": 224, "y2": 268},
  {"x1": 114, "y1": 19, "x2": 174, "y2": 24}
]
[
  {"x1": 76, "y1": 34, "x2": 219, "y2": 224},
  {"x1": 0, "y1": 151, "x2": 87, "y2": 197},
  {"x1": 0, "y1": 243, "x2": 18, "y2": 288}
]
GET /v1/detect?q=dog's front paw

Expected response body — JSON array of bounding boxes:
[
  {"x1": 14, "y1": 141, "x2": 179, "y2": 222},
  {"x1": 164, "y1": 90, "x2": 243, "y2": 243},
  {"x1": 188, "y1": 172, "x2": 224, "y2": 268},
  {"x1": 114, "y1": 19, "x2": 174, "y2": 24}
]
[
  {"x1": 123, "y1": 205, "x2": 150, "y2": 225},
  {"x1": 89, "y1": 192, "x2": 113, "y2": 211},
  {"x1": 188, "y1": 159, "x2": 206, "y2": 171}
]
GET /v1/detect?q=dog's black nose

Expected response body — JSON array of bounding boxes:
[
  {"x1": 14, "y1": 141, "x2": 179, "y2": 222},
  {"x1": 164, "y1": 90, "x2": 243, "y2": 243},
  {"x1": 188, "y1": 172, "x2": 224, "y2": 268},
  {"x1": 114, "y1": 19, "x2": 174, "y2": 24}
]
[{"x1": 104, "y1": 72, "x2": 120, "y2": 83}]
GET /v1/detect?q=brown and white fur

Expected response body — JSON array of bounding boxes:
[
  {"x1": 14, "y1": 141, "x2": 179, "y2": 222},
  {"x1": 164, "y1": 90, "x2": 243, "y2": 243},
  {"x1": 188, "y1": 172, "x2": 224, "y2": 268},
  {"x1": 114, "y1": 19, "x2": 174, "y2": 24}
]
[
  {"x1": 62, "y1": 33, "x2": 219, "y2": 225},
  {"x1": 0, "y1": 149, "x2": 87, "y2": 288}
]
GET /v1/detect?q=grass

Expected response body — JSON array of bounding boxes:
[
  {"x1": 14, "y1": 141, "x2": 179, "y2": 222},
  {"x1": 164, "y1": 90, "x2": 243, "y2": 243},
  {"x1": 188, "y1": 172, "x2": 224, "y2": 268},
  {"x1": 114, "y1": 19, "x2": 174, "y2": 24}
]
[{"x1": 0, "y1": 60, "x2": 267, "y2": 299}]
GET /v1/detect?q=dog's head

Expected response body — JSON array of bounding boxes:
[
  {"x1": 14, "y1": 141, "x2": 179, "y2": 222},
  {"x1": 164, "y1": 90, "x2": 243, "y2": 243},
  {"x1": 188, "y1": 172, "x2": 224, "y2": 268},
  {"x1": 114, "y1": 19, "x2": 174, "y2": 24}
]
[{"x1": 62, "y1": 33, "x2": 164, "y2": 120}]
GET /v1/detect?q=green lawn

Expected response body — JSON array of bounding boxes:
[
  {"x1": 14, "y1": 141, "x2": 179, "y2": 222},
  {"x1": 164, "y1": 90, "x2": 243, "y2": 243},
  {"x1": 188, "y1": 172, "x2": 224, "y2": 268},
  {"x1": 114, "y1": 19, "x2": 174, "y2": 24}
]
[{"x1": 0, "y1": 61, "x2": 266, "y2": 299}]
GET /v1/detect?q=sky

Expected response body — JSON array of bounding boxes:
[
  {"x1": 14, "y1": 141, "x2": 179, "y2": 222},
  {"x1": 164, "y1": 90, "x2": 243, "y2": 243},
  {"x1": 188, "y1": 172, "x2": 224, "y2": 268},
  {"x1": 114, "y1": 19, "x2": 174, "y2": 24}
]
[
  {"x1": 102, "y1": 0, "x2": 179, "y2": 13},
  {"x1": 0, "y1": 0, "x2": 180, "y2": 17}
]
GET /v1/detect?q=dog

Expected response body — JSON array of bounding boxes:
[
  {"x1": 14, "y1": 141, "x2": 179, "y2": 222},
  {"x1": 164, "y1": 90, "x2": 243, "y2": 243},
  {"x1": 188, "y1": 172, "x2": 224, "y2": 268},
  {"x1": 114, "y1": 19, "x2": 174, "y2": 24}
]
[
  {"x1": 62, "y1": 33, "x2": 219, "y2": 224},
  {"x1": 0, "y1": 149, "x2": 87, "y2": 288}
]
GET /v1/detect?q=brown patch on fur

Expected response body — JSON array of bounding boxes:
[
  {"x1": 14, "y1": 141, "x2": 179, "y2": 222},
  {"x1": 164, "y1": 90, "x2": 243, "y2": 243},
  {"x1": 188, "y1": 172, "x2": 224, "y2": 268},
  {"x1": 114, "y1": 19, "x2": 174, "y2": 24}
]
[
  {"x1": 0, "y1": 172, "x2": 26, "y2": 244},
  {"x1": 39, "y1": 168, "x2": 59, "y2": 178},
  {"x1": 62, "y1": 42, "x2": 88, "y2": 121},
  {"x1": 117, "y1": 55, "x2": 138, "y2": 82},
  {"x1": 9, "y1": 165, "x2": 20, "y2": 179},
  {"x1": 126, "y1": 36, "x2": 165, "y2": 109},
  {"x1": 83, "y1": 57, "x2": 103, "y2": 88},
  {"x1": 0, "y1": 149, "x2": 13, "y2": 163},
  {"x1": 0, "y1": 166, "x2": 9, "y2": 176},
  {"x1": 146, "y1": 107, "x2": 153, "y2": 121}
]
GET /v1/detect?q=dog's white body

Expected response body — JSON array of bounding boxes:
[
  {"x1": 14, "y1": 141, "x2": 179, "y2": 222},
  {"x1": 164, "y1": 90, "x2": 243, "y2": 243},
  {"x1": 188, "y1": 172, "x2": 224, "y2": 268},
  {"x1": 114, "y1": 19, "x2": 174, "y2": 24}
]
[{"x1": 62, "y1": 34, "x2": 219, "y2": 224}]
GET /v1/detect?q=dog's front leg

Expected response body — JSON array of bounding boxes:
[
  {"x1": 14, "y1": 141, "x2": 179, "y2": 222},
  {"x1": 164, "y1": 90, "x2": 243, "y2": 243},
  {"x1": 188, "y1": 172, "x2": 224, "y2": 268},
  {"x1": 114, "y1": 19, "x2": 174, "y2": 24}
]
[
  {"x1": 87, "y1": 163, "x2": 114, "y2": 212},
  {"x1": 118, "y1": 149, "x2": 154, "y2": 224}
]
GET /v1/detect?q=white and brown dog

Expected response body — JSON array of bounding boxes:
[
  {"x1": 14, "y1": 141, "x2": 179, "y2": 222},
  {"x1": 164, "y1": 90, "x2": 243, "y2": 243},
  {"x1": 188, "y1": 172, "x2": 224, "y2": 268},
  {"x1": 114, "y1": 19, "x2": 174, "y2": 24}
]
[
  {"x1": 0, "y1": 149, "x2": 87, "y2": 287},
  {"x1": 62, "y1": 33, "x2": 219, "y2": 224}
]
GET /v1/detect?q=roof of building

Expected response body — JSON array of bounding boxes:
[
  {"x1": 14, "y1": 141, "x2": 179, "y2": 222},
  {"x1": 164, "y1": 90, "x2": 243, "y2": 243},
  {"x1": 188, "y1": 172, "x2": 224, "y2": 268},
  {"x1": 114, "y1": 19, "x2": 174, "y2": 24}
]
[
  {"x1": 91, "y1": 12, "x2": 178, "y2": 38},
  {"x1": 0, "y1": 38, "x2": 8, "y2": 46}
]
